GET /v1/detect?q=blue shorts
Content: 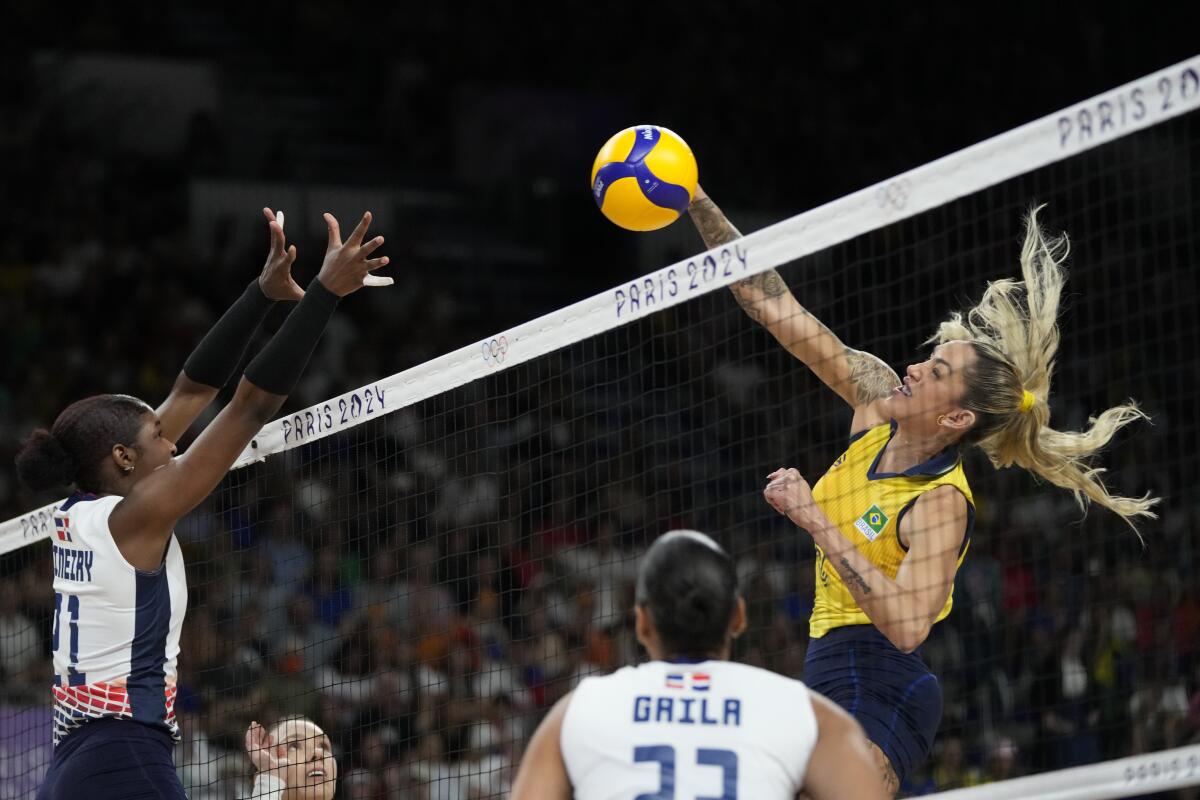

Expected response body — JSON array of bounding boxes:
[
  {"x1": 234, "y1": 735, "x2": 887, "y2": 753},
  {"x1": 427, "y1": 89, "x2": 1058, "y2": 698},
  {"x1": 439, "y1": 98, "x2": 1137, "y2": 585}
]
[
  {"x1": 37, "y1": 718, "x2": 186, "y2": 800},
  {"x1": 804, "y1": 625, "x2": 942, "y2": 783}
]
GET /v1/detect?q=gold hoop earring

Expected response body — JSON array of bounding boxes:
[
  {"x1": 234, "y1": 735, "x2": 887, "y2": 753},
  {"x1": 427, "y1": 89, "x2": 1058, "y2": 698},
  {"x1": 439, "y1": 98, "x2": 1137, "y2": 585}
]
[
  {"x1": 937, "y1": 414, "x2": 948, "y2": 426},
  {"x1": 123, "y1": 465, "x2": 134, "y2": 474}
]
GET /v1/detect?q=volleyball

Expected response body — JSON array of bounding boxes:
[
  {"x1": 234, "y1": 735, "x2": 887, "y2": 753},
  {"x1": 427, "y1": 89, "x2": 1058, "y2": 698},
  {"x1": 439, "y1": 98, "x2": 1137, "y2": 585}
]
[{"x1": 590, "y1": 125, "x2": 698, "y2": 231}]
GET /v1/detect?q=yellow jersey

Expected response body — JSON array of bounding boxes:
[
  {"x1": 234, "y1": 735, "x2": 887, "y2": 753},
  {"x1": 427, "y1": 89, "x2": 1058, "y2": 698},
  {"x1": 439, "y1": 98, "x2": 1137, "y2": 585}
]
[{"x1": 808, "y1": 421, "x2": 974, "y2": 639}]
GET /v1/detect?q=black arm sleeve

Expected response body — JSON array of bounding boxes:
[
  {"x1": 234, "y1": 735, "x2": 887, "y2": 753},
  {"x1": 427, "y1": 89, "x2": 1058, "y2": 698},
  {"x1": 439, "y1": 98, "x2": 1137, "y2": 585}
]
[
  {"x1": 243, "y1": 278, "x2": 340, "y2": 396},
  {"x1": 182, "y1": 279, "x2": 276, "y2": 388}
]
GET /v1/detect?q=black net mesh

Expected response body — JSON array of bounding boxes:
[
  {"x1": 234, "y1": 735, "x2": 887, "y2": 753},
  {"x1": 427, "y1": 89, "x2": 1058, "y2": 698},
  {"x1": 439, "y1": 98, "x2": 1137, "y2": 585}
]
[{"x1": 1, "y1": 109, "x2": 1197, "y2": 798}]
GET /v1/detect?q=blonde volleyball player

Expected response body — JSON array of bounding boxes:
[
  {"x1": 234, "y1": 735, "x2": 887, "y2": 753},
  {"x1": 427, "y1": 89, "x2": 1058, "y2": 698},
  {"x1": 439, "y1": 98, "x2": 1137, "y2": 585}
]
[
  {"x1": 17, "y1": 209, "x2": 389, "y2": 800},
  {"x1": 244, "y1": 717, "x2": 337, "y2": 799},
  {"x1": 511, "y1": 530, "x2": 888, "y2": 800},
  {"x1": 688, "y1": 186, "x2": 1157, "y2": 794}
]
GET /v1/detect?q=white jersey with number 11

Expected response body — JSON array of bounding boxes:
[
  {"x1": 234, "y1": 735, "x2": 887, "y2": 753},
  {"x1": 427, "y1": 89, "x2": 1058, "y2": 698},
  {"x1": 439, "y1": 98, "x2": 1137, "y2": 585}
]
[{"x1": 49, "y1": 493, "x2": 187, "y2": 745}]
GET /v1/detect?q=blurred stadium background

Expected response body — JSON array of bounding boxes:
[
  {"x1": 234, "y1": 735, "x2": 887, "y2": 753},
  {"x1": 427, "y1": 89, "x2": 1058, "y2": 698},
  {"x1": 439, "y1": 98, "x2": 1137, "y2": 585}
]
[{"x1": 1, "y1": 5, "x2": 1198, "y2": 799}]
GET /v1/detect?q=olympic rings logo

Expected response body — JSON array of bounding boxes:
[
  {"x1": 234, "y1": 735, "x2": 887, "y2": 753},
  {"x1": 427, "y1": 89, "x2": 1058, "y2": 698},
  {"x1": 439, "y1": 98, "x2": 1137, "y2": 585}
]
[
  {"x1": 482, "y1": 335, "x2": 509, "y2": 365},
  {"x1": 876, "y1": 178, "x2": 911, "y2": 211}
]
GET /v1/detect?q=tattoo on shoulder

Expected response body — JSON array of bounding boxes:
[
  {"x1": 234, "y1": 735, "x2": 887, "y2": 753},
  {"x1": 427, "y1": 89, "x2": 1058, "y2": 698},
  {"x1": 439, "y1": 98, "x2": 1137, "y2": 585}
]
[
  {"x1": 839, "y1": 557, "x2": 872, "y2": 595},
  {"x1": 844, "y1": 348, "x2": 900, "y2": 405}
]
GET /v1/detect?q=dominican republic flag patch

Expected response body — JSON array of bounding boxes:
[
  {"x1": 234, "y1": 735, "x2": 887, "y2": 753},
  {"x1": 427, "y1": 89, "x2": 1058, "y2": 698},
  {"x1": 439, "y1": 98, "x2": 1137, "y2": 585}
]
[
  {"x1": 54, "y1": 517, "x2": 71, "y2": 542},
  {"x1": 665, "y1": 671, "x2": 711, "y2": 691}
]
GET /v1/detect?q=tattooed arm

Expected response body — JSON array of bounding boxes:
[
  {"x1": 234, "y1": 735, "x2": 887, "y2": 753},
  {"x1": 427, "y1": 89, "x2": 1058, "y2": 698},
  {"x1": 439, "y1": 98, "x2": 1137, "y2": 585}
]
[
  {"x1": 688, "y1": 186, "x2": 899, "y2": 420},
  {"x1": 766, "y1": 469, "x2": 968, "y2": 654}
]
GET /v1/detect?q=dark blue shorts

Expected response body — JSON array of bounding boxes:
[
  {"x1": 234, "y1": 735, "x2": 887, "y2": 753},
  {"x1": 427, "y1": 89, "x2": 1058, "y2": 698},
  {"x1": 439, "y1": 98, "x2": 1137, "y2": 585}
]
[
  {"x1": 804, "y1": 624, "x2": 942, "y2": 783},
  {"x1": 37, "y1": 718, "x2": 186, "y2": 800}
]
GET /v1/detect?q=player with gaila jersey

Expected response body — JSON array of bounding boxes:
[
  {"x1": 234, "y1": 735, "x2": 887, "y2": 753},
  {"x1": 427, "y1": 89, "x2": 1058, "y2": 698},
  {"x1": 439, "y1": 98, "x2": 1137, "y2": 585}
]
[{"x1": 511, "y1": 530, "x2": 888, "y2": 800}]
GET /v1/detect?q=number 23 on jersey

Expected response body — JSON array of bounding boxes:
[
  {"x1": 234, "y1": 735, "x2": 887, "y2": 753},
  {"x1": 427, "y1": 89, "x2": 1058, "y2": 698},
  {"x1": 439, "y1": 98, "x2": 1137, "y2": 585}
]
[{"x1": 634, "y1": 745, "x2": 738, "y2": 800}]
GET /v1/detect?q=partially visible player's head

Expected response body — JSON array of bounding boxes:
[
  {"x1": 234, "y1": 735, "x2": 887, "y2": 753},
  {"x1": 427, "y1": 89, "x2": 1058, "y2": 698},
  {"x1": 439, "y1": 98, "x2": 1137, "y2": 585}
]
[
  {"x1": 635, "y1": 530, "x2": 745, "y2": 661},
  {"x1": 15, "y1": 394, "x2": 175, "y2": 494},
  {"x1": 270, "y1": 716, "x2": 338, "y2": 800}
]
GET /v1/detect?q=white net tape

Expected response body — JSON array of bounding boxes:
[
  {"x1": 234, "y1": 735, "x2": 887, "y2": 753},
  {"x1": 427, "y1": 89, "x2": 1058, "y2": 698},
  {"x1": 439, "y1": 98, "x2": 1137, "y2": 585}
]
[
  {"x1": 927, "y1": 744, "x2": 1200, "y2": 800},
  {"x1": 3, "y1": 55, "x2": 1196, "y2": 557}
]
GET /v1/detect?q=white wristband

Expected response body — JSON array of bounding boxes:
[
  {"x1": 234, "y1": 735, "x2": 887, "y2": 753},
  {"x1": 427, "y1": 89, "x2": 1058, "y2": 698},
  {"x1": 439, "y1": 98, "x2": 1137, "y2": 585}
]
[{"x1": 252, "y1": 772, "x2": 286, "y2": 799}]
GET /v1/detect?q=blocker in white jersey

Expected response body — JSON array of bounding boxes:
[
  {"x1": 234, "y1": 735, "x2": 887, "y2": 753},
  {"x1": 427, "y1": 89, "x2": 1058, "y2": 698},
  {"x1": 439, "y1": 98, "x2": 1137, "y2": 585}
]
[
  {"x1": 562, "y1": 659, "x2": 817, "y2": 799},
  {"x1": 50, "y1": 492, "x2": 187, "y2": 745},
  {"x1": 18, "y1": 209, "x2": 379, "y2": 800},
  {"x1": 511, "y1": 530, "x2": 886, "y2": 800}
]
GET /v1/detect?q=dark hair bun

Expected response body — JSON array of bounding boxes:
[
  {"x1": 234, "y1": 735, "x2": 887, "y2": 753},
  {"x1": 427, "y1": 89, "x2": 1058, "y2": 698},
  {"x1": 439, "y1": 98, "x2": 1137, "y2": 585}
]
[
  {"x1": 15, "y1": 429, "x2": 77, "y2": 492},
  {"x1": 636, "y1": 530, "x2": 739, "y2": 659}
]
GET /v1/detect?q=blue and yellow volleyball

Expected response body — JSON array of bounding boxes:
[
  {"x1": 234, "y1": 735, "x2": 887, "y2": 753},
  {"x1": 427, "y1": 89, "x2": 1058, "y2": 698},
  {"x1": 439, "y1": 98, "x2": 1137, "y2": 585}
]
[{"x1": 591, "y1": 125, "x2": 698, "y2": 231}]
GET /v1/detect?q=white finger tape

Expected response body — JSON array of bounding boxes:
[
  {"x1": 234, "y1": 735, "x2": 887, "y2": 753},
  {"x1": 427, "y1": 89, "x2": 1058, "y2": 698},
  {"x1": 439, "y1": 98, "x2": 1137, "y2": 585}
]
[{"x1": 363, "y1": 275, "x2": 394, "y2": 287}]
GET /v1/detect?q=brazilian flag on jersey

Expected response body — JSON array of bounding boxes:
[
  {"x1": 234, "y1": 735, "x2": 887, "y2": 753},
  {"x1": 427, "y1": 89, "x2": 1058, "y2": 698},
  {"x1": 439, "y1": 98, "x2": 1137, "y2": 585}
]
[{"x1": 808, "y1": 421, "x2": 974, "y2": 638}]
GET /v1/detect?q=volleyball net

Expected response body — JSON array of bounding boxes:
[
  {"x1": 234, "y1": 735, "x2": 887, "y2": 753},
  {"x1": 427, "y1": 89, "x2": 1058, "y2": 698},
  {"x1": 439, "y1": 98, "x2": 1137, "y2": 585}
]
[{"x1": 1, "y1": 56, "x2": 1197, "y2": 799}]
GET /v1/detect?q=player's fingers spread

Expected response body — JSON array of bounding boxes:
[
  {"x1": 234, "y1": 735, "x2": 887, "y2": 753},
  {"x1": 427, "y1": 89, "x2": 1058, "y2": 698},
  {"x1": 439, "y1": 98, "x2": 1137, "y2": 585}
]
[
  {"x1": 324, "y1": 212, "x2": 342, "y2": 249},
  {"x1": 365, "y1": 255, "x2": 390, "y2": 271},
  {"x1": 347, "y1": 211, "x2": 373, "y2": 246},
  {"x1": 359, "y1": 235, "x2": 385, "y2": 257}
]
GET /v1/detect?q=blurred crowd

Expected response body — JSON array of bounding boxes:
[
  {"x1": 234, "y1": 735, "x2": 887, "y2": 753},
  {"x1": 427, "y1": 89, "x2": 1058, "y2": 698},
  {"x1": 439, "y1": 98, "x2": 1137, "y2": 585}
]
[
  {"x1": 3, "y1": 8, "x2": 1200, "y2": 800},
  {"x1": 5, "y1": 296, "x2": 1200, "y2": 800},
  {"x1": 4, "y1": 452, "x2": 1200, "y2": 798}
]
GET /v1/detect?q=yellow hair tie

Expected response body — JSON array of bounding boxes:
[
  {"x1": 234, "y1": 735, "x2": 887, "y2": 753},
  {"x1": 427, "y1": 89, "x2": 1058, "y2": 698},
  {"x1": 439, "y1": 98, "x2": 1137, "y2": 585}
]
[{"x1": 1019, "y1": 390, "x2": 1036, "y2": 414}]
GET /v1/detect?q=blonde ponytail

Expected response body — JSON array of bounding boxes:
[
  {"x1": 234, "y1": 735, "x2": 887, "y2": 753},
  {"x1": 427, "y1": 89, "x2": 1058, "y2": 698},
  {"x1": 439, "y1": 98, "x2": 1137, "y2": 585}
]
[{"x1": 927, "y1": 206, "x2": 1158, "y2": 535}]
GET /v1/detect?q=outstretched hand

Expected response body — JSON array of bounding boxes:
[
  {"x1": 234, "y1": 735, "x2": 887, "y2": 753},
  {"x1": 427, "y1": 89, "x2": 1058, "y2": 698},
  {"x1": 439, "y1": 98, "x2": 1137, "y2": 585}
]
[
  {"x1": 258, "y1": 208, "x2": 305, "y2": 302},
  {"x1": 316, "y1": 211, "x2": 392, "y2": 297},
  {"x1": 245, "y1": 720, "x2": 287, "y2": 777}
]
